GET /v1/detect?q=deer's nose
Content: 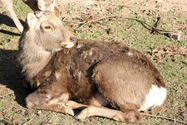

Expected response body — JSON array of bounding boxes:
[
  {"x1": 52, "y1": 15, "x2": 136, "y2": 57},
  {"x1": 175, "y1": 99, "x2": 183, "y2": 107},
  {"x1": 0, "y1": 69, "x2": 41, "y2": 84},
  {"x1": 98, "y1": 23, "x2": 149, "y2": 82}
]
[{"x1": 70, "y1": 37, "x2": 77, "y2": 44}]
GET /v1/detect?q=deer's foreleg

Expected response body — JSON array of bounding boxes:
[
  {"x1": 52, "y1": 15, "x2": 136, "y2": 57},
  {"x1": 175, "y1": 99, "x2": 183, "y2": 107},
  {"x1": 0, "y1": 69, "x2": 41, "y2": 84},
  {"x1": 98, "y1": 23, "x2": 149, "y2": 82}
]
[{"x1": 25, "y1": 91, "x2": 74, "y2": 116}]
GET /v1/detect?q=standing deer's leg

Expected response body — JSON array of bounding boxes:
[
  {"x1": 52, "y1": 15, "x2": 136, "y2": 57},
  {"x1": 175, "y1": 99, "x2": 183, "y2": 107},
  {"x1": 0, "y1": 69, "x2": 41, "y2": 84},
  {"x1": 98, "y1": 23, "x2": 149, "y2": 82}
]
[{"x1": 1, "y1": 0, "x2": 23, "y2": 32}]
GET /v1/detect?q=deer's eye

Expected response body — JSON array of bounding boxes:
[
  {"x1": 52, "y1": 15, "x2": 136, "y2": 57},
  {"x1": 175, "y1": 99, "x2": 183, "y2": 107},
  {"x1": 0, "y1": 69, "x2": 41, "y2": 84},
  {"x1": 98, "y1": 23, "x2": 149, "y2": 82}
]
[
  {"x1": 44, "y1": 26, "x2": 51, "y2": 29},
  {"x1": 41, "y1": 22, "x2": 54, "y2": 31}
]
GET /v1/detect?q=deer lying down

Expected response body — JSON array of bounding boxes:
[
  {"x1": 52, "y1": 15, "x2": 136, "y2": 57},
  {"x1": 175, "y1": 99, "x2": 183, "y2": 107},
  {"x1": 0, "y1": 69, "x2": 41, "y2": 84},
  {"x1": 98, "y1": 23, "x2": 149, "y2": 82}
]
[{"x1": 17, "y1": 5, "x2": 167, "y2": 123}]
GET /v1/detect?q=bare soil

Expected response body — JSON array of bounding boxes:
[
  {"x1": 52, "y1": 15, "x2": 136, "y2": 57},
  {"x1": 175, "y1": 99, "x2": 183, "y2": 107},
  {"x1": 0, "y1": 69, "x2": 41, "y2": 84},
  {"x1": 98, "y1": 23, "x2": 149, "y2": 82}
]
[
  {"x1": 57, "y1": 0, "x2": 187, "y2": 40},
  {"x1": 57, "y1": 0, "x2": 187, "y2": 22}
]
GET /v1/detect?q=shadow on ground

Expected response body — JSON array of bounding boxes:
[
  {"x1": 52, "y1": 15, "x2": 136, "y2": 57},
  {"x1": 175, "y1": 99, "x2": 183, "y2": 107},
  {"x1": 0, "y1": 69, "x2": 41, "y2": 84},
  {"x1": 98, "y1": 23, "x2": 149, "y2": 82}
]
[
  {"x1": 0, "y1": 49, "x2": 32, "y2": 107},
  {"x1": 0, "y1": 13, "x2": 23, "y2": 36}
]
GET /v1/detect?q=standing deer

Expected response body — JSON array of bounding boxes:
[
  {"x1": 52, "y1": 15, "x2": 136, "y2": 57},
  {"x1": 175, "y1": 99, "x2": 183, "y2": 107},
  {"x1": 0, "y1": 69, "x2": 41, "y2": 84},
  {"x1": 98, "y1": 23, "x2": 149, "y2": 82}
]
[
  {"x1": 1, "y1": 0, "x2": 59, "y2": 32},
  {"x1": 1, "y1": 0, "x2": 24, "y2": 32},
  {"x1": 17, "y1": 2, "x2": 167, "y2": 123}
]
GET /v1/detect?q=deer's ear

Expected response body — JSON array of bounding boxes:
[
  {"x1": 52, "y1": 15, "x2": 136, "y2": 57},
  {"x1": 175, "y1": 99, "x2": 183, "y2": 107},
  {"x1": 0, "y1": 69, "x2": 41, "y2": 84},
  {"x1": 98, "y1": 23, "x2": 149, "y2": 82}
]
[
  {"x1": 54, "y1": 4, "x2": 61, "y2": 17},
  {"x1": 38, "y1": 0, "x2": 46, "y2": 11},
  {"x1": 27, "y1": 13, "x2": 36, "y2": 29}
]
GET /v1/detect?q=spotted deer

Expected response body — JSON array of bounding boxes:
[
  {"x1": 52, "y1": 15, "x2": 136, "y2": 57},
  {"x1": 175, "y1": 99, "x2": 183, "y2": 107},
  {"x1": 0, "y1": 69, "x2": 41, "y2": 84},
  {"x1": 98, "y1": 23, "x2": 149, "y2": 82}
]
[{"x1": 17, "y1": 2, "x2": 167, "y2": 123}]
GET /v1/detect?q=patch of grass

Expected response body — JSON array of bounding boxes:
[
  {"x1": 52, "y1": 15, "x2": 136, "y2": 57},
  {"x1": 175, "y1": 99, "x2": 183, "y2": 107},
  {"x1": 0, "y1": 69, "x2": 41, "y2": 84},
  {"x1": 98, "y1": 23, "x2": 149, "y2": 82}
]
[
  {"x1": 13, "y1": 0, "x2": 32, "y2": 16},
  {"x1": 176, "y1": 15, "x2": 186, "y2": 23}
]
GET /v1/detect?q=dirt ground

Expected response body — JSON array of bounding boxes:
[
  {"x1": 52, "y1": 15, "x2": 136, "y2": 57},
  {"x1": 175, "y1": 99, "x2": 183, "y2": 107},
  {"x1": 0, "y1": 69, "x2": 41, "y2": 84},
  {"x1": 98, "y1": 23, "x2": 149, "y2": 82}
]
[
  {"x1": 56, "y1": 0, "x2": 187, "y2": 39},
  {"x1": 57, "y1": 0, "x2": 187, "y2": 17}
]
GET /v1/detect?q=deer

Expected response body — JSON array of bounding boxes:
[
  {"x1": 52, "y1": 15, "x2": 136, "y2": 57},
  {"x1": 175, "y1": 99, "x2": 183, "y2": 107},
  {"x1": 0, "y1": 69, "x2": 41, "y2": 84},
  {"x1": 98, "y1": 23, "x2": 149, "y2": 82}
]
[
  {"x1": 1, "y1": 0, "x2": 24, "y2": 32},
  {"x1": 17, "y1": 1, "x2": 167, "y2": 123},
  {"x1": 1, "y1": 0, "x2": 59, "y2": 32}
]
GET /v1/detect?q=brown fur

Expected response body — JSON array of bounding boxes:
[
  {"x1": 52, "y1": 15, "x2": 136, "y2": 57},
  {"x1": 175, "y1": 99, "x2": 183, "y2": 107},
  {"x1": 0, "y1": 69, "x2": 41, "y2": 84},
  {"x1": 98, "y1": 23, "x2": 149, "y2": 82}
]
[{"x1": 17, "y1": 10, "x2": 166, "y2": 123}]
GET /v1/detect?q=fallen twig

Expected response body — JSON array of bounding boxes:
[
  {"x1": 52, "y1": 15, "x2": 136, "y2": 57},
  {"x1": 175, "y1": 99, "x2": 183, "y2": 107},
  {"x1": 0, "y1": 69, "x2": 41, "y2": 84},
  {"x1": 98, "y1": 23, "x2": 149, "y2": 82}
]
[
  {"x1": 77, "y1": 15, "x2": 182, "y2": 35},
  {"x1": 152, "y1": 14, "x2": 163, "y2": 33},
  {"x1": 150, "y1": 51, "x2": 187, "y2": 55},
  {"x1": 0, "y1": 118, "x2": 15, "y2": 125},
  {"x1": 22, "y1": 118, "x2": 33, "y2": 125},
  {"x1": 48, "y1": 114, "x2": 57, "y2": 123},
  {"x1": 141, "y1": 113, "x2": 187, "y2": 125}
]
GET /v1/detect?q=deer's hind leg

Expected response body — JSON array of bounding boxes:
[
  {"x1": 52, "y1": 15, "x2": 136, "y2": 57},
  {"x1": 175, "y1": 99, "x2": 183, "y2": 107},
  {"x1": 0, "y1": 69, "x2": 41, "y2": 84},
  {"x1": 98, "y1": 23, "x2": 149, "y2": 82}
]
[
  {"x1": 72, "y1": 103, "x2": 143, "y2": 123},
  {"x1": 90, "y1": 60, "x2": 144, "y2": 123},
  {"x1": 91, "y1": 76, "x2": 143, "y2": 123},
  {"x1": 74, "y1": 105, "x2": 128, "y2": 122},
  {"x1": 63, "y1": 101, "x2": 139, "y2": 123}
]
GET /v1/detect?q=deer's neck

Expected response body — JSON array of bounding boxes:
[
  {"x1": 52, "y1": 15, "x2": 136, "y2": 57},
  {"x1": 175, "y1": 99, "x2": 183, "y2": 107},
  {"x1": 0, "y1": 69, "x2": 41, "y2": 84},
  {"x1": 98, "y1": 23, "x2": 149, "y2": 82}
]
[{"x1": 18, "y1": 34, "x2": 53, "y2": 81}]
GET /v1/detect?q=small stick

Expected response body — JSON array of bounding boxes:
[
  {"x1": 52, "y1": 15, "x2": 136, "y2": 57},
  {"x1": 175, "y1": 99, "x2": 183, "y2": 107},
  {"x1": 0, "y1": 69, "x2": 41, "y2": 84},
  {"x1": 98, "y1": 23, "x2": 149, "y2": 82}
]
[
  {"x1": 154, "y1": 51, "x2": 187, "y2": 55},
  {"x1": 141, "y1": 113, "x2": 187, "y2": 125},
  {"x1": 155, "y1": 16, "x2": 163, "y2": 29},
  {"x1": 77, "y1": 15, "x2": 181, "y2": 34},
  {"x1": 152, "y1": 14, "x2": 163, "y2": 33},
  {"x1": 22, "y1": 118, "x2": 33, "y2": 125},
  {"x1": 0, "y1": 118, "x2": 15, "y2": 125},
  {"x1": 48, "y1": 114, "x2": 57, "y2": 123}
]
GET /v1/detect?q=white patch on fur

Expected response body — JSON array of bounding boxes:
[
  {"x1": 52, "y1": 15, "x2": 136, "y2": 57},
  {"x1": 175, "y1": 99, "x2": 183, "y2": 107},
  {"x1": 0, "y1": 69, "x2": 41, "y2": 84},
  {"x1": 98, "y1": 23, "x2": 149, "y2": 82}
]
[
  {"x1": 89, "y1": 50, "x2": 93, "y2": 56},
  {"x1": 46, "y1": 94, "x2": 53, "y2": 100},
  {"x1": 37, "y1": 81, "x2": 41, "y2": 87},
  {"x1": 53, "y1": 48, "x2": 62, "y2": 51},
  {"x1": 139, "y1": 85, "x2": 167, "y2": 111},
  {"x1": 55, "y1": 72, "x2": 61, "y2": 79},
  {"x1": 127, "y1": 51, "x2": 134, "y2": 56},
  {"x1": 65, "y1": 43, "x2": 75, "y2": 48},
  {"x1": 77, "y1": 44, "x2": 84, "y2": 49}
]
